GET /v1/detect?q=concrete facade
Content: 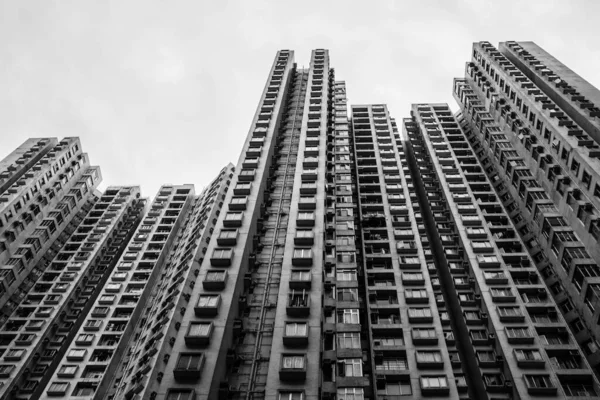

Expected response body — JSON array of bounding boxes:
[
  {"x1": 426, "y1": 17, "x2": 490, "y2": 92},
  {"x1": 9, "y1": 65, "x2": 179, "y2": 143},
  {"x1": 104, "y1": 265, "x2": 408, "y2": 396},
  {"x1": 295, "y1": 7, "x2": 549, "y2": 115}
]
[{"x1": 454, "y1": 41, "x2": 600, "y2": 383}]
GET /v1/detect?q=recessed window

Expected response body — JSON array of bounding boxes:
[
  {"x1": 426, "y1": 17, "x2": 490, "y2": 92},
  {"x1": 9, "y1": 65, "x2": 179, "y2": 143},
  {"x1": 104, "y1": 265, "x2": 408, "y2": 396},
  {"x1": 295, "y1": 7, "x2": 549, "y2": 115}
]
[
  {"x1": 338, "y1": 309, "x2": 360, "y2": 324},
  {"x1": 337, "y1": 332, "x2": 360, "y2": 349},
  {"x1": 337, "y1": 288, "x2": 359, "y2": 302},
  {"x1": 377, "y1": 380, "x2": 411, "y2": 396},
  {"x1": 524, "y1": 374, "x2": 556, "y2": 394},
  {"x1": 338, "y1": 358, "x2": 363, "y2": 377},
  {"x1": 582, "y1": 170, "x2": 592, "y2": 190}
]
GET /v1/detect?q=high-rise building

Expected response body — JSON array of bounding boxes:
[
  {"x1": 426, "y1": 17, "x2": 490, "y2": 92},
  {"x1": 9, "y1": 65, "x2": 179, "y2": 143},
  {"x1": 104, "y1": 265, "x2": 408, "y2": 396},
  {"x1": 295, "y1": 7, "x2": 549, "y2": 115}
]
[
  {"x1": 0, "y1": 185, "x2": 145, "y2": 399},
  {"x1": 2, "y1": 44, "x2": 600, "y2": 400},
  {"x1": 0, "y1": 138, "x2": 102, "y2": 320},
  {"x1": 454, "y1": 41, "x2": 600, "y2": 380}
]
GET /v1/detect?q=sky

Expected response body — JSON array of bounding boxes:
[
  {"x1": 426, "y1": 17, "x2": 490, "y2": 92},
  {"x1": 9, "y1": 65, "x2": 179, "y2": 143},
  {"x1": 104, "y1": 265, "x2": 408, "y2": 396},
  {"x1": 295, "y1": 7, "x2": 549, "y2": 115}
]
[{"x1": 0, "y1": 0, "x2": 599, "y2": 198}]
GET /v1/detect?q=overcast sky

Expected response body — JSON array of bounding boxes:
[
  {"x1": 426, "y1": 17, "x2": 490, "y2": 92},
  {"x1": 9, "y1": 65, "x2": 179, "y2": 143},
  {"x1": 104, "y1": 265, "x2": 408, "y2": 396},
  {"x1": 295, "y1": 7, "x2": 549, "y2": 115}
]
[{"x1": 1, "y1": 0, "x2": 598, "y2": 198}]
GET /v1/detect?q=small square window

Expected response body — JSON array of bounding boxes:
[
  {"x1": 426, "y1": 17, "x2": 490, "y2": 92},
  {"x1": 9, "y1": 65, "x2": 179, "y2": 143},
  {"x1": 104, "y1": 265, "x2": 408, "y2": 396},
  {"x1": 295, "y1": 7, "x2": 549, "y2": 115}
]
[
  {"x1": 210, "y1": 248, "x2": 233, "y2": 267},
  {"x1": 283, "y1": 322, "x2": 309, "y2": 347},
  {"x1": 194, "y1": 295, "x2": 220, "y2": 317},
  {"x1": 280, "y1": 354, "x2": 307, "y2": 382},
  {"x1": 185, "y1": 322, "x2": 213, "y2": 346},
  {"x1": 174, "y1": 353, "x2": 205, "y2": 382}
]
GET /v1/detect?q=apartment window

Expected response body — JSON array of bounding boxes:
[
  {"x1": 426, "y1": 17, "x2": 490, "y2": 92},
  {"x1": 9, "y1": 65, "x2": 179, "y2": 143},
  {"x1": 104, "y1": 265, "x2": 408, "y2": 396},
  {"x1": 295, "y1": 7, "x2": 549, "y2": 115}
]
[
  {"x1": 278, "y1": 392, "x2": 304, "y2": 400},
  {"x1": 290, "y1": 270, "x2": 311, "y2": 286},
  {"x1": 67, "y1": 349, "x2": 86, "y2": 361},
  {"x1": 515, "y1": 348, "x2": 542, "y2": 362},
  {"x1": 337, "y1": 270, "x2": 357, "y2": 281},
  {"x1": 498, "y1": 306, "x2": 524, "y2": 320},
  {"x1": 280, "y1": 354, "x2": 306, "y2": 377},
  {"x1": 0, "y1": 365, "x2": 15, "y2": 378},
  {"x1": 336, "y1": 332, "x2": 361, "y2": 349},
  {"x1": 524, "y1": 375, "x2": 555, "y2": 392},
  {"x1": 337, "y1": 252, "x2": 355, "y2": 263},
  {"x1": 4, "y1": 348, "x2": 25, "y2": 361},
  {"x1": 195, "y1": 295, "x2": 220, "y2": 317},
  {"x1": 491, "y1": 287, "x2": 514, "y2": 300},
  {"x1": 339, "y1": 358, "x2": 363, "y2": 377},
  {"x1": 174, "y1": 353, "x2": 204, "y2": 380},
  {"x1": 211, "y1": 248, "x2": 232, "y2": 262},
  {"x1": 570, "y1": 318, "x2": 585, "y2": 334},
  {"x1": 562, "y1": 382, "x2": 597, "y2": 396},
  {"x1": 293, "y1": 248, "x2": 312, "y2": 261},
  {"x1": 84, "y1": 319, "x2": 102, "y2": 331},
  {"x1": 197, "y1": 295, "x2": 219, "y2": 308},
  {"x1": 506, "y1": 327, "x2": 534, "y2": 343},
  {"x1": 402, "y1": 272, "x2": 424, "y2": 283},
  {"x1": 377, "y1": 381, "x2": 412, "y2": 396},
  {"x1": 412, "y1": 328, "x2": 437, "y2": 341},
  {"x1": 416, "y1": 351, "x2": 443, "y2": 365},
  {"x1": 408, "y1": 307, "x2": 433, "y2": 322},
  {"x1": 336, "y1": 388, "x2": 364, "y2": 400},
  {"x1": 166, "y1": 389, "x2": 196, "y2": 400},
  {"x1": 337, "y1": 288, "x2": 359, "y2": 302},
  {"x1": 47, "y1": 382, "x2": 69, "y2": 396},
  {"x1": 571, "y1": 158, "x2": 580, "y2": 176},
  {"x1": 185, "y1": 322, "x2": 213, "y2": 346},
  {"x1": 420, "y1": 376, "x2": 449, "y2": 391},
  {"x1": 285, "y1": 322, "x2": 308, "y2": 337},
  {"x1": 338, "y1": 309, "x2": 360, "y2": 324},
  {"x1": 582, "y1": 170, "x2": 592, "y2": 190},
  {"x1": 76, "y1": 334, "x2": 94, "y2": 346},
  {"x1": 224, "y1": 212, "x2": 243, "y2": 226},
  {"x1": 297, "y1": 212, "x2": 315, "y2": 226},
  {"x1": 405, "y1": 289, "x2": 428, "y2": 302},
  {"x1": 217, "y1": 229, "x2": 238, "y2": 245}
]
